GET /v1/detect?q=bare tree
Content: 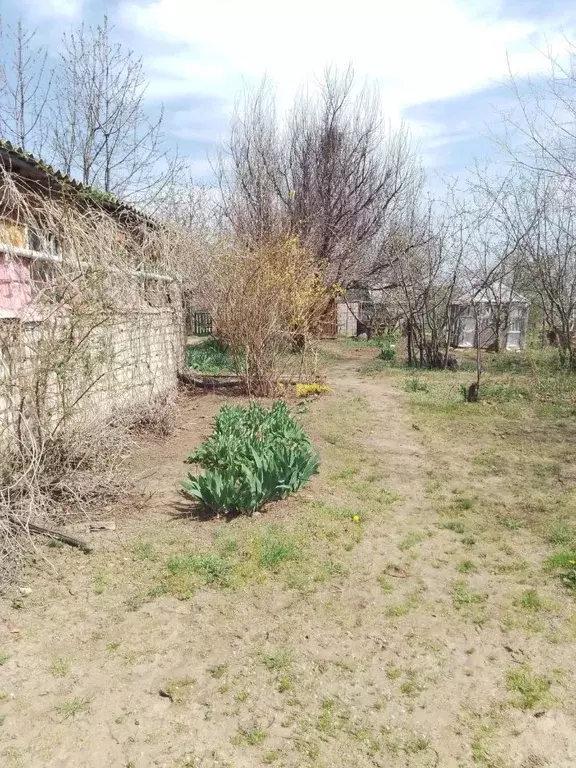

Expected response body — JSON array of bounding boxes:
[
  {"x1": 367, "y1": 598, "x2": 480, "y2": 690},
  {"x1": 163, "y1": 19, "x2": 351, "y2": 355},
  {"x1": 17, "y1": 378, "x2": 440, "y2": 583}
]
[
  {"x1": 50, "y1": 17, "x2": 177, "y2": 205},
  {"x1": 0, "y1": 19, "x2": 52, "y2": 154},
  {"x1": 501, "y1": 40, "x2": 576, "y2": 185},
  {"x1": 389, "y1": 196, "x2": 466, "y2": 368},
  {"x1": 218, "y1": 68, "x2": 423, "y2": 282}
]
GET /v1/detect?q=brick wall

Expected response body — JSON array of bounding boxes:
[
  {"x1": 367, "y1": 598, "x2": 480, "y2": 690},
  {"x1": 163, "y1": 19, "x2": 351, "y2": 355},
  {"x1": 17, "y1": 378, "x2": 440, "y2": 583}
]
[{"x1": 0, "y1": 291, "x2": 184, "y2": 441}]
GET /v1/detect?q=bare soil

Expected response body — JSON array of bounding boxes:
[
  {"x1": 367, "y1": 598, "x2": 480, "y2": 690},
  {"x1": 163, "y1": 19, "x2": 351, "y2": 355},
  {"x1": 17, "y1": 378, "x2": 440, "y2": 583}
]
[{"x1": 1, "y1": 343, "x2": 575, "y2": 767}]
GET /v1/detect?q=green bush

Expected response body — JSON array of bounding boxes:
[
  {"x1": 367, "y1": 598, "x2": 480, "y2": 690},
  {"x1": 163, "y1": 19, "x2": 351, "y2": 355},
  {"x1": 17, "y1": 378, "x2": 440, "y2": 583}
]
[
  {"x1": 186, "y1": 338, "x2": 232, "y2": 374},
  {"x1": 182, "y1": 401, "x2": 319, "y2": 515}
]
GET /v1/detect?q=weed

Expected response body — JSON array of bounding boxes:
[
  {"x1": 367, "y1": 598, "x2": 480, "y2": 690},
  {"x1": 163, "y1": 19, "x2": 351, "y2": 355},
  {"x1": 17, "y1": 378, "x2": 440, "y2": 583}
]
[
  {"x1": 210, "y1": 664, "x2": 228, "y2": 679},
  {"x1": 261, "y1": 648, "x2": 294, "y2": 671},
  {"x1": 93, "y1": 572, "x2": 107, "y2": 595},
  {"x1": 386, "y1": 601, "x2": 413, "y2": 617},
  {"x1": 457, "y1": 559, "x2": 477, "y2": 573},
  {"x1": 506, "y1": 666, "x2": 551, "y2": 709},
  {"x1": 517, "y1": 589, "x2": 542, "y2": 611},
  {"x1": 50, "y1": 658, "x2": 70, "y2": 678},
  {"x1": 163, "y1": 677, "x2": 195, "y2": 704},
  {"x1": 403, "y1": 735, "x2": 430, "y2": 754},
  {"x1": 236, "y1": 690, "x2": 249, "y2": 703},
  {"x1": 378, "y1": 573, "x2": 393, "y2": 593},
  {"x1": 55, "y1": 697, "x2": 91, "y2": 720},
  {"x1": 453, "y1": 580, "x2": 485, "y2": 608},
  {"x1": 277, "y1": 674, "x2": 292, "y2": 693},
  {"x1": 462, "y1": 536, "x2": 477, "y2": 546},
  {"x1": 386, "y1": 664, "x2": 402, "y2": 680},
  {"x1": 166, "y1": 553, "x2": 231, "y2": 593},
  {"x1": 317, "y1": 698, "x2": 336, "y2": 733},
  {"x1": 263, "y1": 751, "x2": 280, "y2": 764},
  {"x1": 501, "y1": 516, "x2": 525, "y2": 531},
  {"x1": 256, "y1": 527, "x2": 300, "y2": 570},
  {"x1": 296, "y1": 382, "x2": 332, "y2": 397},
  {"x1": 133, "y1": 540, "x2": 154, "y2": 560},
  {"x1": 442, "y1": 521, "x2": 466, "y2": 534},
  {"x1": 406, "y1": 377, "x2": 429, "y2": 393},
  {"x1": 547, "y1": 523, "x2": 575, "y2": 547},
  {"x1": 455, "y1": 497, "x2": 474, "y2": 511},
  {"x1": 235, "y1": 725, "x2": 267, "y2": 746},
  {"x1": 545, "y1": 551, "x2": 576, "y2": 591},
  {"x1": 398, "y1": 531, "x2": 425, "y2": 550},
  {"x1": 0, "y1": 653, "x2": 9, "y2": 666},
  {"x1": 400, "y1": 671, "x2": 425, "y2": 697}
]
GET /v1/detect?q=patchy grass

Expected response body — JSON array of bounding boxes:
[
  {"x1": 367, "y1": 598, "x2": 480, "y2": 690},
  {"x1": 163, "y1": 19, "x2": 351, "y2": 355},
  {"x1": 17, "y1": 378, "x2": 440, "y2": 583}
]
[
  {"x1": 506, "y1": 666, "x2": 551, "y2": 709},
  {"x1": 163, "y1": 677, "x2": 196, "y2": 704},
  {"x1": 54, "y1": 697, "x2": 91, "y2": 720},
  {"x1": 49, "y1": 658, "x2": 70, "y2": 678},
  {"x1": 4, "y1": 341, "x2": 576, "y2": 767},
  {"x1": 234, "y1": 724, "x2": 267, "y2": 746},
  {"x1": 261, "y1": 647, "x2": 294, "y2": 672}
]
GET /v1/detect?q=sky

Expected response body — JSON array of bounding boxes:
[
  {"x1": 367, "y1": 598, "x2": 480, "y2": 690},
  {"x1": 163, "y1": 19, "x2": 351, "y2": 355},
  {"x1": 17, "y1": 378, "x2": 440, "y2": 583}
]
[{"x1": 3, "y1": 0, "x2": 576, "y2": 185}]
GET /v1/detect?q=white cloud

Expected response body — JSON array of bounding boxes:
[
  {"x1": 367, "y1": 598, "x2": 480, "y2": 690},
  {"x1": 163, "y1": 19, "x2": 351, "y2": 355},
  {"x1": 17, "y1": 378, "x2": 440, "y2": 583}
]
[
  {"x1": 119, "y1": 0, "x2": 569, "y2": 111},
  {"x1": 115, "y1": 0, "x2": 575, "y2": 172}
]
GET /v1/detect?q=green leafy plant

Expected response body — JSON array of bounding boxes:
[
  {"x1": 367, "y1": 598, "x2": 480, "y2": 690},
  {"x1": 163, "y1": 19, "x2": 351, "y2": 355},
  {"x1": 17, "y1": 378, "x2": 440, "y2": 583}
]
[
  {"x1": 378, "y1": 341, "x2": 396, "y2": 362},
  {"x1": 186, "y1": 338, "x2": 233, "y2": 374},
  {"x1": 545, "y1": 550, "x2": 576, "y2": 591},
  {"x1": 406, "y1": 377, "x2": 429, "y2": 393},
  {"x1": 183, "y1": 401, "x2": 319, "y2": 515}
]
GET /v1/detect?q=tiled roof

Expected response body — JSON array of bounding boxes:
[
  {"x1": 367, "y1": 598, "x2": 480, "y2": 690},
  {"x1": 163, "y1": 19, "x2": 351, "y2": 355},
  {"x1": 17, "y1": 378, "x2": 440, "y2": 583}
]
[{"x1": 0, "y1": 139, "x2": 154, "y2": 225}]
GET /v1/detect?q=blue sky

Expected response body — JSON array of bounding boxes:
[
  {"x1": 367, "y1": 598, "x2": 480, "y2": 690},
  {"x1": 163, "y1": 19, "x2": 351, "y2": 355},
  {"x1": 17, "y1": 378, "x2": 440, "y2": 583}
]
[{"x1": 2, "y1": 0, "x2": 576, "y2": 184}]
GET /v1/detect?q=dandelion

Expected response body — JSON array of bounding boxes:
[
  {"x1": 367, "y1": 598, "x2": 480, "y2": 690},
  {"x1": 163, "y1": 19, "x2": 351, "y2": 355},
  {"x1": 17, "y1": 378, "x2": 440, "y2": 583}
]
[{"x1": 352, "y1": 514, "x2": 360, "y2": 523}]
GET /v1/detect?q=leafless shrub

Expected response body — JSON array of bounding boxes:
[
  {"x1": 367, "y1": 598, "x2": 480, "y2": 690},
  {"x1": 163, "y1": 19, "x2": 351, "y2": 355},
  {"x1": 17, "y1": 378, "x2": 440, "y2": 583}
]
[
  {"x1": 203, "y1": 236, "x2": 331, "y2": 396},
  {"x1": 124, "y1": 390, "x2": 178, "y2": 437},
  {"x1": 0, "y1": 167, "x2": 191, "y2": 587}
]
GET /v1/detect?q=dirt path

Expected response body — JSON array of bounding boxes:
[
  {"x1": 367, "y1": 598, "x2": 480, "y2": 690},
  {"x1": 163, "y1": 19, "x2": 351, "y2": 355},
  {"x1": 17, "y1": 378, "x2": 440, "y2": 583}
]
[{"x1": 1, "y1": 346, "x2": 575, "y2": 767}]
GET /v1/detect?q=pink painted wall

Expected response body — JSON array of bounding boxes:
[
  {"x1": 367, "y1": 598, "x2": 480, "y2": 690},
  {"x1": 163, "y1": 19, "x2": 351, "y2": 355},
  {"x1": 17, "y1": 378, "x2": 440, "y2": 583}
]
[{"x1": 0, "y1": 252, "x2": 33, "y2": 317}]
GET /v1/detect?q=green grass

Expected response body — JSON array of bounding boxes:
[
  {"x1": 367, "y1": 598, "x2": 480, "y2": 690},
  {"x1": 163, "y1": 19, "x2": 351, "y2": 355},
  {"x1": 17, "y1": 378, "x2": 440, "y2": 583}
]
[
  {"x1": 0, "y1": 653, "x2": 10, "y2": 666},
  {"x1": 50, "y1": 658, "x2": 70, "y2": 678},
  {"x1": 234, "y1": 725, "x2": 267, "y2": 746},
  {"x1": 442, "y1": 520, "x2": 466, "y2": 534},
  {"x1": 167, "y1": 553, "x2": 232, "y2": 589},
  {"x1": 456, "y1": 559, "x2": 477, "y2": 574},
  {"x1": 255, "y1": 527, "x2": 300, "y2": 570},
  {"x1": 506, "y1": 666, "x2": 551, "y2": 709},
  {"x1": 405, "y1": 377, "x2": 429, "y2": 393},
  {"x1": 54, "y1": 697, "x2": 91, "y2": 720},
  {"x1": 547, "y1": 523, "x2": 575, "y2": 547},
  {"x1": 261, "y1": 648, "x2": 294, "y2": 671},
  {"x1": 544, "y1": 550, "x2": 576, "y2": 591},
  {"x1": 517, "y1": 589, "x2": 542, "y2": 611}
]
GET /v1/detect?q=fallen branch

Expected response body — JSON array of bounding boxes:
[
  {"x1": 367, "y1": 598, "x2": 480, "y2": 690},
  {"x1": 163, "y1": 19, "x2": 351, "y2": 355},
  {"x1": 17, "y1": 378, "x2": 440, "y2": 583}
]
[{"x1": 28, "y1": 522, "x2": 92, "y2": 553}]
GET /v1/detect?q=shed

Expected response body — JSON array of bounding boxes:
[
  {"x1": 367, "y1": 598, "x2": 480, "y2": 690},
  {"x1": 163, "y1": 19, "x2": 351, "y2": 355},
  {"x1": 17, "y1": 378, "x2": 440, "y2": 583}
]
[{"x1": 449, "y1": 283, "x2": 530, "y2": 351}]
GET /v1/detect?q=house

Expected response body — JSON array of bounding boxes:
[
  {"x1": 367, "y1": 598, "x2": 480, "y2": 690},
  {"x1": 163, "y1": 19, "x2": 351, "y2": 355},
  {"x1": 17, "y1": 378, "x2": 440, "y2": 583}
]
[
  {"x1": 0, "y1": 140, "x2": 184, "y2": 436},
  {"x1": 0, "y1": 139, "x2": 158, "y2": 320},
  {"x1": 449, "y1": 283, "x2": 530, "y2": 351},
  {"x1": 336, "y1": 285, "x2": 400, "y2": 337}
]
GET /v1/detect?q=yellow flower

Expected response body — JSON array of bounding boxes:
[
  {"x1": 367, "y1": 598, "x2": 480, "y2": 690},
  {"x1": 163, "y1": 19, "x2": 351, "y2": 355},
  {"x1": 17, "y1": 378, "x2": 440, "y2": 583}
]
[
  {"x1": 352, "y1": 514, "x2": 360, "y2": 523},
  {"x1": 296, "y1": 382, "x2": 332, "y2": 397}
]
